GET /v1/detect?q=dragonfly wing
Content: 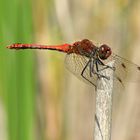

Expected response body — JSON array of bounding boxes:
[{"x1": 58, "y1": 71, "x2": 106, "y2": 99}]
[
  {"x1": 113, "y1": 54, "x2": 140, "y2": 84},
  {"x1": 65, "y1": 53, "x2": 98, "y2": 86}
]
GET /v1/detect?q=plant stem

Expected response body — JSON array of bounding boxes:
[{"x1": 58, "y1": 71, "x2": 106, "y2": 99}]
[{"x1": 94, "y1": 60, "x2": 115, "y2": 140}]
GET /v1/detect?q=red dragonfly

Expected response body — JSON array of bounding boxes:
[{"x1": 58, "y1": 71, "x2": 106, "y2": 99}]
[{"x1": 7, "y1": 39, "x2": 140, "y2": 87}]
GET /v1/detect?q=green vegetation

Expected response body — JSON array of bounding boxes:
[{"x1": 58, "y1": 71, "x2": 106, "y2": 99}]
[{"x1": 0, "y1": 0, "x2": 35, "y2": 140}]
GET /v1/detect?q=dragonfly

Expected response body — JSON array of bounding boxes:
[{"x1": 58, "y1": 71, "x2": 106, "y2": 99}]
[{"x1": 7, "y1": 39, "x2": 140, "y2": 87}]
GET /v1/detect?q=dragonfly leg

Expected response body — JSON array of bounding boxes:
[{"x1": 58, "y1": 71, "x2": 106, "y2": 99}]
[
  {"x1": 95, "y1": 60, "x2": 110, "y2": 80},
  {"x1": 81, "y1": 59, "x2": 96, "y2": 86},
  {"x1": 90, "y1": 59, "x2": 95, "y2": 77},
  {"x1": 97, "y1": 59, "x2": 115, "y2": 71},
  {"x1": 98, "y1": 65, "x2": 115, "y2": 72}
]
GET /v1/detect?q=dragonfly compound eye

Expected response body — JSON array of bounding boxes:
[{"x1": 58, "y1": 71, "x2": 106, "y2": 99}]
[{"x1": 99, "y1": 44, "x2": 112, "y2": 60}]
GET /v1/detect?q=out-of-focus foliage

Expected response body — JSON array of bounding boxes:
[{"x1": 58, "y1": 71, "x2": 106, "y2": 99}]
[
  {"x1": 0, "y1": 0, "x2": 140, "y2": 140},
  {"x1": 0, "y1": 0, "x2": 35, "y2": 140}
]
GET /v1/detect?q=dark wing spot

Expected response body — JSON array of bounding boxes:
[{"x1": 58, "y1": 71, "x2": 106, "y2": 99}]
[
  {"x1": 116, "y1": 76, "x2": 124, "y2": 88},
  {"x1": 117, "y1": 76, "x2": 122, "y2": 83},
  {"x1": 137, "y1": 66, "x2": 140, "y2": 70},
  {"x1": 121, "y1": 63, "x2": 126, "y2": 69}
]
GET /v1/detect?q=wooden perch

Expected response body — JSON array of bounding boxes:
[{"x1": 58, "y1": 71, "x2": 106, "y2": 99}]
[{"x1": 94, "y1": 60, "x2": 115, "y2": 140}]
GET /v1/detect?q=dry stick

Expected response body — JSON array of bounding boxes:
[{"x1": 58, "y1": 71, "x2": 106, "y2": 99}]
[{"x1": 94, "y1": 60, "x2": 115, "y2": 140}]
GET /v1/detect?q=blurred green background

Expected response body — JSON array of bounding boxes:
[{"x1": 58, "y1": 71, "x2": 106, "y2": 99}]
[{"x1": 1, "y1": 0, "x2": 140, "y2": 140}]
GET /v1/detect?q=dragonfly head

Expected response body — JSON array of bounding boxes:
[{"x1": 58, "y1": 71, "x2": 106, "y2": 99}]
[{"x1": 98, "y1": 44, "x2": 112, "y2": 60}]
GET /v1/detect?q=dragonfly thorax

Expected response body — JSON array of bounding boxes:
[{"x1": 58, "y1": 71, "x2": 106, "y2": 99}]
[{"x1": 70, "y1": 39, "x2": 97, "y2": 56}]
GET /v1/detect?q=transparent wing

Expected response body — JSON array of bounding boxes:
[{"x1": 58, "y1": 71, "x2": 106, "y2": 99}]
[
  {"x1": 65, "y1": 53, "x2": 98, "y2": 86},
  {"x1": 112, "y1": 54, "x2": 140, "y2": 85},
  {"x1": 65, "y1": 52, "x2": 140, "y2": 87}
]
